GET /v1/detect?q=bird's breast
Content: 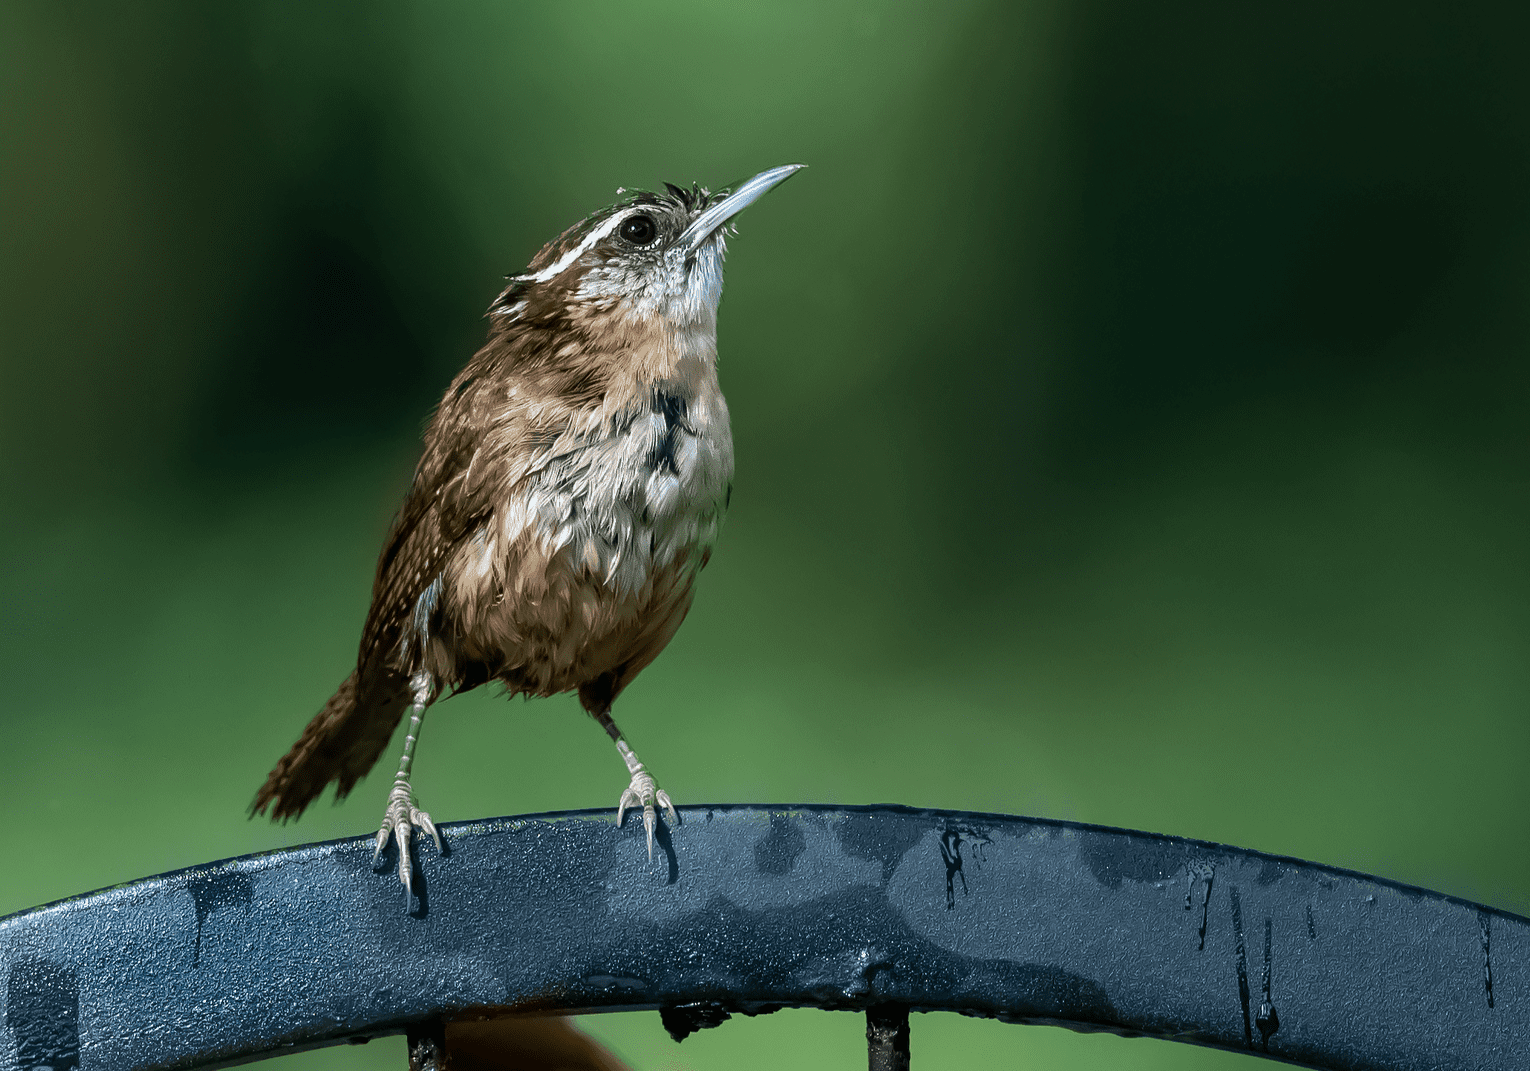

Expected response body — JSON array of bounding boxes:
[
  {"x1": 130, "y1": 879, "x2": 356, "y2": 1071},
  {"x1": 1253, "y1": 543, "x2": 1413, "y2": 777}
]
[
  {"x1": 456, "y1": 371, "x2": 733, "y2": 609},
  {"x1": 564, "y1": 376, "x2": 733, "y2": 591},
  {"x1": 433, "y1": 373, "x2": 731, "y2": 692}
]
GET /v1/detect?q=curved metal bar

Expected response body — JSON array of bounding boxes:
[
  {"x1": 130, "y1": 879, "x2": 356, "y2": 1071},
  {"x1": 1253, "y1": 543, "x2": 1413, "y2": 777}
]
[{"x1": 0, "y1": 804, "x2": 1524, "y2": 1070}]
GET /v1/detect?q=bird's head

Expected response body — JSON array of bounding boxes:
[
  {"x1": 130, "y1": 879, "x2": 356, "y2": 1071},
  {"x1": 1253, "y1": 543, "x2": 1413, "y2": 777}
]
[{"x1": 494, "y1": 164, "x2": 804, "y2": 331}]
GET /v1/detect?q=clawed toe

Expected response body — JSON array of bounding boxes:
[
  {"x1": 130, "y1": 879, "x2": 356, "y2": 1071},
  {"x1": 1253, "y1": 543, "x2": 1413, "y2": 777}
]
[
  {"x1": 617, "y1": 771, "x2": 677, "y2": 860},
  {"x1": 373, "y1": 782, "x2": 440, "y2": 898}
]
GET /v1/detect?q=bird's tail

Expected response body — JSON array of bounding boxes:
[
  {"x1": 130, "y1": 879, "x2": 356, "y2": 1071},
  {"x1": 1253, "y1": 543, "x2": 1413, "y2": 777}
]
[{"x1": 251, "y1": 669, "x2": 410, "y2": 822}]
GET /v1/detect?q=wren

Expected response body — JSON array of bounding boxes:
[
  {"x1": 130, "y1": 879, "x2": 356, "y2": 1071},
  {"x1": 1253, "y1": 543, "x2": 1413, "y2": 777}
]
[{"x1": 252, "y1": 164, "x2": 804, "y2": 891}]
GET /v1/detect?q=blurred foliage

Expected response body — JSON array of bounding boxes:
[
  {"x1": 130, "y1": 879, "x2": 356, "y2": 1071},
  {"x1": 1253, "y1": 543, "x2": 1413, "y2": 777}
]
[{"x1": 2, "y1": 2, "x2": 1526, "y2": 1068}]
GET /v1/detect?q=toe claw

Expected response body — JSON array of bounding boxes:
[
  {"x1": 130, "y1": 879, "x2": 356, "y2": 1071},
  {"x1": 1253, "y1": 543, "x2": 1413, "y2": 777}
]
[
  {"x1": 374, "y1": 784, "x2": 438, "y2": 897},
  {"x1": 613, "y1": 763, "x2": 674, "y2": 861},
  {"x1": 416, "y1": 809, "x2": 441, "y2": 853},
  {"x1": 394, "y1": 821, "x2": 412, "y2": 888}
]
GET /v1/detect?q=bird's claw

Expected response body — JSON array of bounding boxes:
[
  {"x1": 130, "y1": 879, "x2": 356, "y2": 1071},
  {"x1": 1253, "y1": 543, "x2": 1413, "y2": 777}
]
[
  {"x1": 372, "y1": 781, "x2": 440, "y2": 897},
  {"x1": 617, "y1": 769, "x2": 676, "y2": 860}
]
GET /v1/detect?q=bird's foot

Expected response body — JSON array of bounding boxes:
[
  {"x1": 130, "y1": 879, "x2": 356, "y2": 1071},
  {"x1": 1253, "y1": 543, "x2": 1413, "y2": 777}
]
[
  {"x1": 615, "y1": 742, "x2": 676, "y2": 860},
  {"x1": 372, "y1": 779, "x2": 441, "y2": 896}
]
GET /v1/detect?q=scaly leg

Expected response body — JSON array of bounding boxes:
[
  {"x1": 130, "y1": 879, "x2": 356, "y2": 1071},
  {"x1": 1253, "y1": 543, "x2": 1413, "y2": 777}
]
[
  {"x1": 594, "y1": 710, "x2": 676, "y2": 860},
  {"x1": 373, "y1": 671, "x2": 442, "y2": 895}
]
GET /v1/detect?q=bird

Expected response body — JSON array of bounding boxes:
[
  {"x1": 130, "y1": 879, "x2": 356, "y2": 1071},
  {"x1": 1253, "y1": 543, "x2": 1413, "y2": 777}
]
[{"x1": 251, "y1": 164, "x2": 804, "y2": 893}]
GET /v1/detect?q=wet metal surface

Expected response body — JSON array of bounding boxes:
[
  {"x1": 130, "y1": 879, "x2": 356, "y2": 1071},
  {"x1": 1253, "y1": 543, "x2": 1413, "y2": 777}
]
[{"x1": 0, "y1": 805, "x2": 1524, "y2": 1070}]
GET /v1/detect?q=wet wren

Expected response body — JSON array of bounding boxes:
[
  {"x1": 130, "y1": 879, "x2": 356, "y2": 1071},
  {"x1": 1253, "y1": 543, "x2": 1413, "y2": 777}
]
[{"x1": 252, "y1": 164, "x2": 804, "y2": 891}]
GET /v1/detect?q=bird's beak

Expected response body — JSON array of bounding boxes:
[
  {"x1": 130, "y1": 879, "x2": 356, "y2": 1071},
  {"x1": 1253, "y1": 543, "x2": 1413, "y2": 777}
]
[{"x1": 680, "y1": 163, "x2": 805, "y2": 256}]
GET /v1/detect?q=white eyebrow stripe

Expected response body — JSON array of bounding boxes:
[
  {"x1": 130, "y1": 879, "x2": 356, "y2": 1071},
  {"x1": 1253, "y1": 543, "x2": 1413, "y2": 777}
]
[{"x1": 511, "y1": 210, "x2": 633, "y2": 284}]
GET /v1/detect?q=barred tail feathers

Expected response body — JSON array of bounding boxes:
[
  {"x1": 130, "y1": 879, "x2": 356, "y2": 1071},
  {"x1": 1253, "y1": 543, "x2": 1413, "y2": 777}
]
[{"x1": 251, "y1": 669, "x2": 410, "y2": 822}]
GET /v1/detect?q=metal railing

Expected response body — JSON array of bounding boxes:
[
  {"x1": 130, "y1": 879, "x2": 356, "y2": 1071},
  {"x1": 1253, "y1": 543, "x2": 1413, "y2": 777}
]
[{"x1": 1, "y1": 804, "x2": 1523, "y2": 1069}]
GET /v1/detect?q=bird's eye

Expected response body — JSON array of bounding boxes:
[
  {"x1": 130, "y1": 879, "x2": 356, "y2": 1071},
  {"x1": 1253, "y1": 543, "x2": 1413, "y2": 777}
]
[{"x1": 619, "y1": 214, "x2": 657, "y2": 246}]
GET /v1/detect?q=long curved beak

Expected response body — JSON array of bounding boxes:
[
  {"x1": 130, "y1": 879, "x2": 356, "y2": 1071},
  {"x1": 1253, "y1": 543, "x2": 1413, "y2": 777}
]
[{"x1": 680, "y1": 163, "x2": 806, "y2": 256}]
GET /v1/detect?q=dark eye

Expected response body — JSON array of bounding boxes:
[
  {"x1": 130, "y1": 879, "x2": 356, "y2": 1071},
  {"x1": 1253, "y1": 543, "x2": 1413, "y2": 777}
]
[{"x1": 619, "y1": 214, "x2": 657, "y2": 246}]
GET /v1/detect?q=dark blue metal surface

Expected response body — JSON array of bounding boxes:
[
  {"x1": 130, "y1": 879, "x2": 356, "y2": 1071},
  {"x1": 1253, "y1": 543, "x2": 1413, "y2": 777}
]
[{"x1": 0, "y1": 804, "x2": 1524, "y2": 1070}]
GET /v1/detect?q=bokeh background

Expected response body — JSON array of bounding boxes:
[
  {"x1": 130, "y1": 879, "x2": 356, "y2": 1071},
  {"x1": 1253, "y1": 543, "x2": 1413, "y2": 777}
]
[{"x1": 3, "y1": 2, "x2": 1527, "y2": 1068}]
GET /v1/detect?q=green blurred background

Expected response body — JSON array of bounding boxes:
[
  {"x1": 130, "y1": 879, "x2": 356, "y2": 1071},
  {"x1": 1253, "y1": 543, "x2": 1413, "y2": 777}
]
[{"x1": 2, "y1": 2, "x2": 1526, "y2": 1068}]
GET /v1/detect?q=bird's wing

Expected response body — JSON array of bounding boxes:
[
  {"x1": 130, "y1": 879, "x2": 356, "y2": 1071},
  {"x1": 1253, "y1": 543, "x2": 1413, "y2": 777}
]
[{"x1": 357, "y1": 402, "x2": 526, "y2": 685}]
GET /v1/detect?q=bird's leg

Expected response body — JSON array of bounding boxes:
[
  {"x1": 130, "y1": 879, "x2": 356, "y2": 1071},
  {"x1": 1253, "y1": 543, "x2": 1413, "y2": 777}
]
[
  {"x1": 373, "y1": 671, "x2": 442, "y2": 895},
  {"x1": 593, "y1": 710, "x2": 676, "y2": 860}
]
